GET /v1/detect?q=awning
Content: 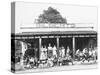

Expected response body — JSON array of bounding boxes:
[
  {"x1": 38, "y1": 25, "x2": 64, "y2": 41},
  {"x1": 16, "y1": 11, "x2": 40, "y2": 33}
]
[{"x1": 14, "y1": 31, "x2": 97, "y2": 36}]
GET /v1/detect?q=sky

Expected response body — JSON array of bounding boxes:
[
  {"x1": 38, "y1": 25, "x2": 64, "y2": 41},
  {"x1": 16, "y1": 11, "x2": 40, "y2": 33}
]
[{"x1": 15, "y1": 2, "x2": 98, "y2": 33}]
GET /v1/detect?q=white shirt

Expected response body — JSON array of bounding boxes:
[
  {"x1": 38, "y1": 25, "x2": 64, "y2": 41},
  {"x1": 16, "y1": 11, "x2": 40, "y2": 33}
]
[
  {"x1": 89, "y1": 51, "x2": 92, "y2": 56},
  {"x1": 40, "y1": 51, "x2": 45, "y2": 60},
  {"x1": 76, "y1": 50, "x2": 80, "y2": 55},
  {"x1": 52, "y1": 46, "x2": 57, "y2": 55},
  {"x1": 48, "y1": 46, "x2": 53, "y2": 51},
  {"x1": 62, "y1": 48, "x2": 65, "y2": 57},
  {"x1": 83, "y1": 49, "x2": 86, "y2": 54}
]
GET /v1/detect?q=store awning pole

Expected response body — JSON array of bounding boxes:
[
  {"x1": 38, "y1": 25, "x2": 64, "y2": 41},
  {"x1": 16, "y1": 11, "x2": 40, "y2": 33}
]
[
  {"x1": 72, "y1": 37, "x2": 75, "y2": 60},
  {"x1": 57, "y1": 37, "x2": 59, "y2": 49},
  {"x1": 39, "y1": 37, "x2": 42, "y2": 59}
]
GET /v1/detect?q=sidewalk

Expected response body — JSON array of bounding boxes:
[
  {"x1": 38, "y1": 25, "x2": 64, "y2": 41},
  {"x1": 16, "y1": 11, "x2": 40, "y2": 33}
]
[{"x1": 15, "y1": 62, "x2": 97, "y2": 73}]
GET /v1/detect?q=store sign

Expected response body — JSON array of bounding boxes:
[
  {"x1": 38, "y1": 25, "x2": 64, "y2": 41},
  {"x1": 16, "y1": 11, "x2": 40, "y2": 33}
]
[{"x1": 36, "y1": 23, "x2": 75, "y2": 28}]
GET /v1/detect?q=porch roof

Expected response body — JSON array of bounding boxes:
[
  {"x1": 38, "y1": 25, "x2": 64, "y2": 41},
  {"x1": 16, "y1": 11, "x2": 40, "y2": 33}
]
[{"x1": 14, "y1": 31, "x2": 97, "y2": 36}]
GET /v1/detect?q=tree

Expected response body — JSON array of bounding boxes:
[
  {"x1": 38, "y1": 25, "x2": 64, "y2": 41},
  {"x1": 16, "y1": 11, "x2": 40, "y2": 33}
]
[{"x1": 36, "y1": 7, "x2": 67, "y2": 24}]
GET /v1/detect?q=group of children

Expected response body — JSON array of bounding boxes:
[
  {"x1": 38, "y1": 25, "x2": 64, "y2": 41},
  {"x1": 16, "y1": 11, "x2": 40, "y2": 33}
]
[
  {"x1": 75, "y1": 47, "x2": 97, "y2": 62},
  {"x1": 40, "y1": 43, "x2": 71, "y2": 61},
  {"x1": 22, "y1": 43, "x2": 73, "y2": 69}
]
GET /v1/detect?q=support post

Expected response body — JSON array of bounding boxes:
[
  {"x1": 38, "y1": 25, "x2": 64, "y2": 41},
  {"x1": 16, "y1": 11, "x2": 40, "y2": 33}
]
[
  {"x1": 57, "y1": 37, "x2": 59, "y2": 49},
  {"x1": 39, "y1": 37, "x2": 42, "y2": 59},
  {"x1": 56, "y1": 37, "x2": 59, "y2": 58},
  {"x1": 72, "y1": 37, "x2": 75, "y2": 60}
]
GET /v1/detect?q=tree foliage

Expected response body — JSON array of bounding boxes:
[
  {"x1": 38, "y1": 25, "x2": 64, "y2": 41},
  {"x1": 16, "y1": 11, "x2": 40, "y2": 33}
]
[{"x1": 36, "y1": 7, "x2": 67, "y2": 24}]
